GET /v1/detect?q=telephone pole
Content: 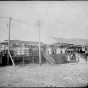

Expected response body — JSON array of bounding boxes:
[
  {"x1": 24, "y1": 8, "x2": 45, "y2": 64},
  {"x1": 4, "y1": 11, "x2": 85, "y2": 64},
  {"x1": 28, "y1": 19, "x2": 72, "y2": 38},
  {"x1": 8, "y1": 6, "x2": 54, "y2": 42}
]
[
  {"x1": 38, "y1": 20, "x2": 41, "y2": 65},
  {"x1": 8, "y1": 17, "x2": 15, "y2": 66}
]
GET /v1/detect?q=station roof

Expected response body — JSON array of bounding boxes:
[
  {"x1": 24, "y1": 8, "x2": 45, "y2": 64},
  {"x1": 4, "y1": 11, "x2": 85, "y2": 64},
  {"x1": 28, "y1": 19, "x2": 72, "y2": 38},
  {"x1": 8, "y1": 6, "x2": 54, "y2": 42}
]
[
  {"x1": 0, "y1": 40, "x2": 46, "y2": 47},
  {"x1": 51, "y1": 38, "x2": 88, "y2": 48}
]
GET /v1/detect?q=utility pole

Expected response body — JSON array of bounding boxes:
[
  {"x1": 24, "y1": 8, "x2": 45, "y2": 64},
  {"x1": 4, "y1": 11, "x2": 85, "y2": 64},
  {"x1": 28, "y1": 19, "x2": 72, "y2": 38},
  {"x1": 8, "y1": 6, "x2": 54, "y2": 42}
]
[
  {"x1": 8, "y1": 17, "x2": 15, "y2": 66},
  {"x1": 38, "y1": 20, "x2": 41, "y2": 65}
]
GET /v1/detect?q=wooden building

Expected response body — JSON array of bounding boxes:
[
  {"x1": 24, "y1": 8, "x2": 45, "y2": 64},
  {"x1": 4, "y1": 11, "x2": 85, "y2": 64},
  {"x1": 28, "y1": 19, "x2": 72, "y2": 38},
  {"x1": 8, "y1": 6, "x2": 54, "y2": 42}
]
[{"x1": 0, "y1": 40, "x2": 46, "y2": 65}]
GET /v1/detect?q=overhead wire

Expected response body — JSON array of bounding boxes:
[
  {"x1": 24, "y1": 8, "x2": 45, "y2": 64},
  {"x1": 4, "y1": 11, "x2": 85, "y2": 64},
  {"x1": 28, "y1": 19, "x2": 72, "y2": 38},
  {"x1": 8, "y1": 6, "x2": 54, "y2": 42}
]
[
  {"x1": 0, "y1": 17, "x2": 32, "y2": 39},
  {"x1": 0, "y1": 16, "x2": 38, "y2": 41},
  {"x1": 0, "y1": 17, "x2": 31, "y2": 27}
]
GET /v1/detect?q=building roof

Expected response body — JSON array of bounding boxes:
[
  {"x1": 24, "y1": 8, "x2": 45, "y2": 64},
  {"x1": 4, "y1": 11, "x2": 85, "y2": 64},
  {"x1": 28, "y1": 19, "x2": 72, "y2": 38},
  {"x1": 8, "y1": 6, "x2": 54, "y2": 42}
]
[
  {"x1": 0, "y1": 40, "x2": 46, "y2": 47},
  {"x1": 53, "y1": 38, "x2": 88, "y2": 47}
]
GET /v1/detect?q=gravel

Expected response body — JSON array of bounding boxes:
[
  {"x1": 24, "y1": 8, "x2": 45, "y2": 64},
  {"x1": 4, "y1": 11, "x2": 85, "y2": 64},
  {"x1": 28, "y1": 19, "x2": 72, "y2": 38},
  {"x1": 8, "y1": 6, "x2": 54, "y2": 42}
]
[{"x1": 0, "y1": 63, "x2": 88, "y2": 87}]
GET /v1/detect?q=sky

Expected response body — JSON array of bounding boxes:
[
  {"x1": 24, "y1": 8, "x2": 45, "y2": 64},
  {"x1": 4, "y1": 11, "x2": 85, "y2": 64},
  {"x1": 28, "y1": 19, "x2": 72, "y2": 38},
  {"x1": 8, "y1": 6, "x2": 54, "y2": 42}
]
[{"x1": 0, "y1": 1, "x2": 88, "y2": 44}]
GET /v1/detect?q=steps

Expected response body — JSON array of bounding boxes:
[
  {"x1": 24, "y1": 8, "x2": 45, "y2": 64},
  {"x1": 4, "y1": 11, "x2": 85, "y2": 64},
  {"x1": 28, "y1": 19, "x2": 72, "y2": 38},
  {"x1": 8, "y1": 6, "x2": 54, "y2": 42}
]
[{"x1": 43, "y1": 52, "x2": 55, "y2": 64}]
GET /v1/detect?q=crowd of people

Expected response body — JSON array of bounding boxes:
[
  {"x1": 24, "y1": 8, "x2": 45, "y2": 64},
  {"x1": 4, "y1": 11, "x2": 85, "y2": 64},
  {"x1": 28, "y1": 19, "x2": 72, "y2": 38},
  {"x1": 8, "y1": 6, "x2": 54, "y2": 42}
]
[
  {"x1": 47, "y1": 46, "x2": 88, "y2": 64},
  {"x1": 0, "y1": 45, "x2": 88, "y2": 65}
]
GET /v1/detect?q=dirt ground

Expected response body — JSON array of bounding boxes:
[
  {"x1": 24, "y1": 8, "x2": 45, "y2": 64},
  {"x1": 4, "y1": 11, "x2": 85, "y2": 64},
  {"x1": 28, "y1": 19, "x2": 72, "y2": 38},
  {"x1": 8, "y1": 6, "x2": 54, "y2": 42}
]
[{"x1": 0, "y1": 63, "x2": 88, "y2": 87}]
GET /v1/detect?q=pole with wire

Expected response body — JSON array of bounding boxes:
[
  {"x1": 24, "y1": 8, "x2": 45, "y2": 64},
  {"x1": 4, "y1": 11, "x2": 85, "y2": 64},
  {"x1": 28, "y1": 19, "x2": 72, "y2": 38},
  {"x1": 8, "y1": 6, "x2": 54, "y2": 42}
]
[
  {"x1": 8, "y1": 17, "x2": 15, "y2": 66},
  {"x1": 38, "y1": 20, "x2": 42, "y2": 65}
]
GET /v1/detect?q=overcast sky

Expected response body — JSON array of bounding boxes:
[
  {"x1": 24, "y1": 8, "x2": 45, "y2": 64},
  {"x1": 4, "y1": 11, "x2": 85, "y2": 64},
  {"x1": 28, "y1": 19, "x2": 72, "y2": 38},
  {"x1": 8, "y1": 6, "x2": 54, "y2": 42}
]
[{"x1": 0, "y1": 1, "x2": 88, "y2": 44}]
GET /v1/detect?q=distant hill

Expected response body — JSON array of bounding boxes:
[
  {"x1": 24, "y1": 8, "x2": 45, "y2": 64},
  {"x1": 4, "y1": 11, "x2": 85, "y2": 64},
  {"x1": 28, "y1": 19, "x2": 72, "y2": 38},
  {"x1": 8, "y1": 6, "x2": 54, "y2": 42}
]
[
  {"x1": 53, "y1": 37, "x2": 88, "y2": 46},
  {"x1": 0, "y1": 40, "x2": 46, "y2": 47}
]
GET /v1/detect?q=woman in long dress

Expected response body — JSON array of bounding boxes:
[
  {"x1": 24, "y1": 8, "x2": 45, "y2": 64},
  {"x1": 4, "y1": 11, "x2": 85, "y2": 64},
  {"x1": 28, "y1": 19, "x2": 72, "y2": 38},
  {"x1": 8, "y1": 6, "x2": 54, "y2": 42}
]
[
  {"x1": 67, "y1": 53, "x2": 71, "y2": 63},
  {"x1": 75, "y1": 53, "x2": 79, "y2": 64}
]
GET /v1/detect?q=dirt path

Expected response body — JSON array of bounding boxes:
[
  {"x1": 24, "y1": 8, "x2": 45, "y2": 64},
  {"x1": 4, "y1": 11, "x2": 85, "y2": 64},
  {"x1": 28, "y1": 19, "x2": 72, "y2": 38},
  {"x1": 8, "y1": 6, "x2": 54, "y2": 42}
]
[{"x1": 0, "y1": 63, "x2": 88, "y2": 87}]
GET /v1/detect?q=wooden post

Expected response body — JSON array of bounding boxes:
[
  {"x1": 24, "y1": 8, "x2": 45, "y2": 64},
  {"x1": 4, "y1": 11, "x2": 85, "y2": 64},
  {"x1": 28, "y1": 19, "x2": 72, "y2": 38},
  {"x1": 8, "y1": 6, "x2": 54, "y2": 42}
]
[
  {"x1": 8, "y1": 17, "x2": 15, "y2": 66},
  {"x1": 38, "y1": 20, "x2": 41, "y2": 65},
  {"x1": 23, "y1": 56, "x2": 24, "y2": 65}
]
